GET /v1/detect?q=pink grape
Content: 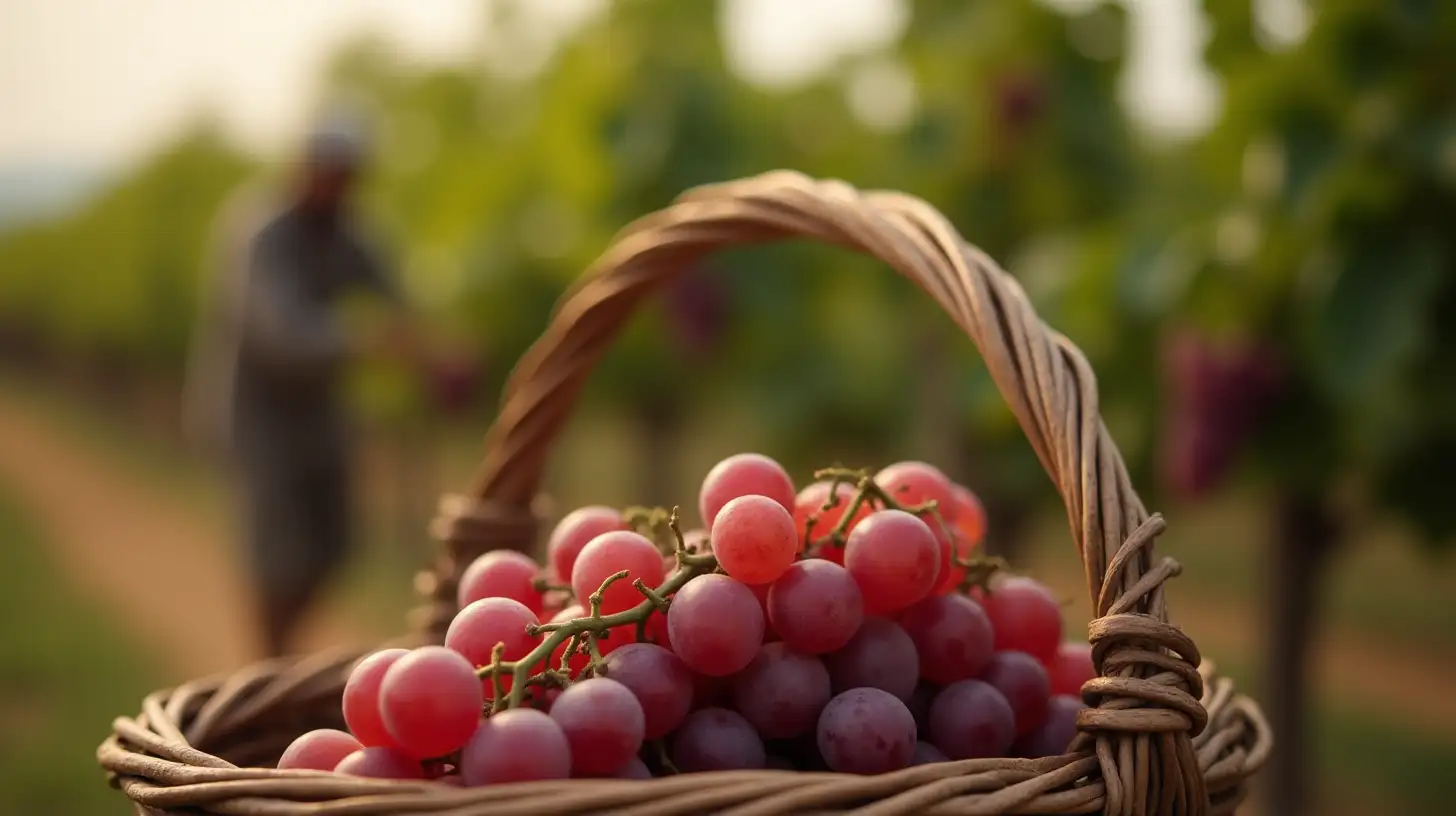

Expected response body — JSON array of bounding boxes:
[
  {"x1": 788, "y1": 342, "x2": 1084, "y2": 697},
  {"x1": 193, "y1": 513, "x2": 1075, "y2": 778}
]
[
  {"x1": 699, "y1": 453, "x2": 795, "y2": 529},
  {"x1": 981, "y1": 650, "x2": 1052, "y2": 735},
  {"x1": 379, "y1": 647, "x2": 485, "y2": 758},
  {"x1": 844, "y1": 510, "x2": 940, "y2": 614},
  {"x1": 547, "y1": 506, "x2": 625, "y2": 583},
  {"x1": 334, "y1": 746, "x2": 425, "y2": 779},
  {"x1": 950, "y1": 484, "x2": 986, "y2": 545},
  {"x1": 1012, "y1": 694, "x2": 1085, "y2": 758},
  {"x1": 731, "y1": 643, "x2": 832, "y2": 739},
  {"x1": 611, "y1": 756, "x2": 653, "y2": 779},
  {"x1": 601, "y1": 643, "x2": 695, "y2": 739},
  {"x1": 570, "y1": 531, "x2": 665, "y2": 615},
  {"x1": 982, "y1": 577, "x2": 1064, "y2": 664},
  {"x1": 456, "y1": 550, "x2": 545, "y2": 614},
  {"x1": 816, "y1": 688, "x2": 916, "y2": 775},
  {"x1": 459, "y1": 708, "x2": 571, "y2": 785},
  {"x1": 342, "y1": 648, "x2": 408, "y2": 748},
  {"x1": 277, "y1": 729, "x2": 362, "y2": 771},
  {"x1": 875, "y1": 461, "x2": 958, "y2": 519},
  {"x1": 911, "y1": 741, "x2": 948, "y2": 766},
  {"x1": 549, "y1": 678, "x2": 646, "y2": 776},
  {"x1": 444, "y1": 597, "x2": 539, "y2": 698},
  {"x1": 927, "y1": 679, "x2": 1016, "y2": 760},
  {"x1": 793, "y1": 481, "x2": 873, "y2": 545},
  {"x1": 823, "y1": 617, "x2": 919, "y2": 701},
  {"x1": 667, "y1": 574, "x2": 764, "y2": 676},
  {"x1": 898, "y1": 593, "x2": 995, "y2": 684},
  {"x1": 1047, "y1": 642, "x2": 1096, "y2": 697},
  {"x1": 671, "y1": 707, "x2": 767, "y2": 772},
  {"x1": 711, "y1": 495, "x2": 799, "y2": 585},
  {"x1": 767, "y1": 560, "x2": 864, "y2": 654},
  {"x1": 929, "y1": 522, "x2": 965, "y2": 596}
]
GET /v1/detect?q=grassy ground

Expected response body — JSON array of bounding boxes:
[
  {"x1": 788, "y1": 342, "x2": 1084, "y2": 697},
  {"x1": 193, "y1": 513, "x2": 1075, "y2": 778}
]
[{"x1": 0, "y1": 489, "x2": 160, "y2": 815}]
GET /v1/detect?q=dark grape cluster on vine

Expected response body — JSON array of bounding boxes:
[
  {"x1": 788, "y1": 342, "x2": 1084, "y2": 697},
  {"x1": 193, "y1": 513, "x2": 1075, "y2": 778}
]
[{"x1": 277, "y1": 454, "x2": 1096, "y2": 784}]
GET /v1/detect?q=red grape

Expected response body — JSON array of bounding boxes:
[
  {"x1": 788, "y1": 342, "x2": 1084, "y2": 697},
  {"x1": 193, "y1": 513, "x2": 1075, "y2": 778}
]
[
  {"x1": 545, "y1": 605, "x2": 590, "y2": 678},
  {"x1": 547, "y1": 506, "x2": 625, "y2": 583},
  {"x1": 611, "y1": 756, "x2": 653, "y2": 779},
  {"x1": 927, "y1": 679, "x2": 1016, "y2": 760},
  {"x1": 549, "y1": 678, "x2": 645, "y2": 776},
  {"x1": 731, "y1": 643, "x2": 832, "y2": 739},
  {"x1": 823, "y1": 617, "x2": 919, "y2": 701},
  {"x1": 277, "y1": 729, "x2": 362, "y2": 771},
  {"x1": 811, "y1": 542, "x2": 846, "y2": 566},
  {"x1": 767, "y1": 560, "x2": 864, "y2": 654},
  {"x1": 379, "y1": 646, "x2": 485, "y2": 758},
  {"x1": 334, "y1": 746, "x2": 424, "y2": 779},
  {"x1": 950, "y1": 484, "x2": 986, "y2": 545},
  {"x1": 1047, "y1": 641, "x2": 1096, "y2": 697},
  {"x1": 844, "y1": 510, "x2": 940, "y2": 614},
  {"x1": 570, "y1": 531, "x2": 665, "y2": 615},
  {"x1": 445, "y1": 597, "x2": 539, "y2": 697},
  {"x1": 601, "y1": 643, "x2": 695, "y2": 740},
  {"x1": 641, "y1": 609, "x2": 673, "y2": 650},
  {"x1": 750, "y1": 580, "x2": 780, "y2": 642},
  {"x1": 898, "y1": 594, "x2": 995, "y2": 684},
  {"x1": 459, "y1": 708, "x2": 571, "y2": 785},
  {"x1": 699, "y1": 453, "x2": 796, "y2": 529},
  {"x1": 816, "y1": 688, "x2": 916, "y2": 775},
  {"x1": 711, "y1": 495, "x2": 799, "y2": 585},
  {"x1": 793, "y1": 481, "x2": 872, "y2": 545},
  {"x1": 911, "y1": 741, "x2": 948, "y2": 766},
  {"x1": 875, "y1": 461, "x2": 957, "y2": 520},
  {"x1": 980, "y1": 650, "x2": 1051, "y2": 735},
  {"x1": 982, "y1": 577, "x2": 1063, "y2": 663},
  {"x1": 342, "y1": 648, "x2": 408, "y2": 749},
  {"x1": 457, "y1": 550, "x2": 544, "y2": 614},
  {"x1": 927, "y1": 521, "x2": 959, "y2": 596},
  {"x1": 1012, "y1": 694, "x2": 1085, "y2": 758},
  {"x1": 667, "y1": 574, "x2": 764, "y2": 676},
  {"x1": 671, "y1": 707, "x2": 766, "y2": 771}
]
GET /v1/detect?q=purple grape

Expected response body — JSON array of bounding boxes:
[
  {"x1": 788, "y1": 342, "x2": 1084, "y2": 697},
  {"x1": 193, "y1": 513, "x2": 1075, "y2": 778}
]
[
  {"x1": 898, "y1": 593, "x2": 995, "y2": 683},
  {"x1": 601, "y1": 643, "x2": 695, "y2": 740},
  {"x1": 928, "y1": 679, "x2": 1016, "y2": 760},
  {"x1": 458, "y1": 708, "x2": 571, "y2": 785},
  {"x1": 732, "y1": 643, "x2": 832, "y2": 739},
  {"x1": 548, "y1": 678, "x2": 645, "y2": 776},
  {"x1": 911, "y1": 741, "x2": 948, "y2": 766},
  {"x1": 980, "y1": 650, "x2": 1051, "y2": 735},
  {"x1": 823, "y1": 617, "x2": 919, "y2": 701},
  {"x1": 1012, "y1": 694, "x2": 1085, "y2": 758},
  {"x1": 816, "y1": 688, "x2": 917, "y2": 775},
  {"x1": 671, "y1": 708, "x2": 766, "y2": 772},
  {"x1": 610, "y1": 756, "x2": 654, "y2": 779},
  {"x1": 908, "y1": 681, "x2": 938, "y2": 736}
]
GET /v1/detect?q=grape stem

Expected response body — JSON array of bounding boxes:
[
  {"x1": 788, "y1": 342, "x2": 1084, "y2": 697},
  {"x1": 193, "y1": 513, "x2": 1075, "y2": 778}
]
[{"x1": 480, "y1": 507, "x2": 717, "y2": 713}]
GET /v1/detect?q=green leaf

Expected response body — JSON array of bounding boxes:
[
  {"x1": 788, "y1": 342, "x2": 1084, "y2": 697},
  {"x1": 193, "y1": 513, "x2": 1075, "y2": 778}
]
[{"x1": 1307, "y1": 235, "x2": 1441, "y2": 403}]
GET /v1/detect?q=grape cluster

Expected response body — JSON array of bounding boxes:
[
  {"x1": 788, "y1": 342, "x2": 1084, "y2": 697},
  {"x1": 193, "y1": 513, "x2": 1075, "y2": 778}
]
[{"x1": 278, "y1": 454, "x2": 1098, "y2": 784}]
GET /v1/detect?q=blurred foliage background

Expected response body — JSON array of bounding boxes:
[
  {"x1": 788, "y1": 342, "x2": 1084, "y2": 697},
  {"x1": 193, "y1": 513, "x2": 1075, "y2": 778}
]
[{"x1": 1, "y1": 0, "x2": 1454, "y2": 813}]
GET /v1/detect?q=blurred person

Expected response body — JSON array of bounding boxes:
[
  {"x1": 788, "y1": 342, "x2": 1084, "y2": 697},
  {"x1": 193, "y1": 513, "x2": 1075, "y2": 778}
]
[{"x1": 185, "y1": 106, "x2": 412, "y2": 659}]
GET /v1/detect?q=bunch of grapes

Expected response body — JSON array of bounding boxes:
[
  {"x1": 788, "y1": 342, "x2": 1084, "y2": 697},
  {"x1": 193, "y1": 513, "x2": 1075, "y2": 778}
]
[{"x1": 277, "y1": 454, "x2": 1098, "y2": 784}]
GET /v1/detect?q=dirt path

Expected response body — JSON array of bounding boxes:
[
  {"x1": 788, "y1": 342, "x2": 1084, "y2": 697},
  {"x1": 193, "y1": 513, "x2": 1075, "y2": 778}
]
[
  {"x1": 1023, "y1": 552, "x2": 1456, "y2": 737},
  {"x1": 0, "y1": 390, "x2": 369, "y2": 683}
]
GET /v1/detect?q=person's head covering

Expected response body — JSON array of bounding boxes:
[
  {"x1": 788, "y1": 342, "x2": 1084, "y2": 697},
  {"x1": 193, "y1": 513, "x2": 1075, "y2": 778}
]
[{"x1": 304, "y1": 100, "x2": 373, "y2": 170}]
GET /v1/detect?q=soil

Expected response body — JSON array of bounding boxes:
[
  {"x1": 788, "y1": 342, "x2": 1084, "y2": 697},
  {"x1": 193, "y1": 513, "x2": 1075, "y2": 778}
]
[{"x1": 0, "y1": 390, "x2": 368, "y2": 683}]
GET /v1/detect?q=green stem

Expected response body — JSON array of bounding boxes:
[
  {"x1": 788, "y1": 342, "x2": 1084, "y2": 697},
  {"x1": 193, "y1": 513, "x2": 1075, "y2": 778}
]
[{"x1": 479, "y1": 508, "x2": 717, "y2": 711}]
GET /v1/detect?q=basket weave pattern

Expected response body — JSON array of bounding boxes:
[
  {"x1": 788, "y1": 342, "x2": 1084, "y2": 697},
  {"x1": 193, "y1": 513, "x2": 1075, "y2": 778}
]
[{"x1": 99, "y1": 172, "x2": 1271, "y2": 815}]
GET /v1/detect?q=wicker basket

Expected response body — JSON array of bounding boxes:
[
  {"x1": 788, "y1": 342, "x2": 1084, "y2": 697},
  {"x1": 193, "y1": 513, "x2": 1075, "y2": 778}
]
[{"x1": 98, "y1": 171, "x2": 1271, "y2": 815}]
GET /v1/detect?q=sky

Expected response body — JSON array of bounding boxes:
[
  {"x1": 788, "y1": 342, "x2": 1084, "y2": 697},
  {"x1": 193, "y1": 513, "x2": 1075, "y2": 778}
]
[{"x1": 0, "y1": 0, "x2": 1219, "y2": 171}]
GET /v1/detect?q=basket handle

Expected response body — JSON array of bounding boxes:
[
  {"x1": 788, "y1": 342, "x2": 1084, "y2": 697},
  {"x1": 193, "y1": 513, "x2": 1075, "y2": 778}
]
[{"x1": 421, "y1": 171, "x2": 1211, "y2": 811}]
